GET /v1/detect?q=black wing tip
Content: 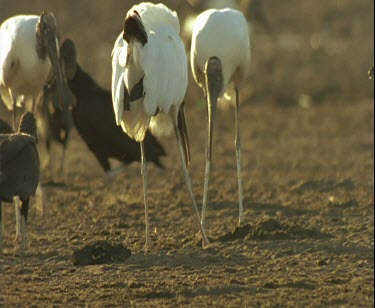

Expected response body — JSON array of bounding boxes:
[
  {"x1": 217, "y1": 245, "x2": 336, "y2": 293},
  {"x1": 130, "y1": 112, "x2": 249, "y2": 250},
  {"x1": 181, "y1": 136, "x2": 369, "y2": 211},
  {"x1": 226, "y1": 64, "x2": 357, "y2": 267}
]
[{"x1": 178, "y1": 102, "x2": 191, "y2": 169}]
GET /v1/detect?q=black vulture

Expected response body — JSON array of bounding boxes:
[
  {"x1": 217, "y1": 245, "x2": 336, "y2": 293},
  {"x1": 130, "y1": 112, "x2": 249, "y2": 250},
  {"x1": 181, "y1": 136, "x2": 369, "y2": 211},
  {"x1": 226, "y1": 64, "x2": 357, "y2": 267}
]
[
  {"x1": 0, "y1": 112, "x2": 40, "y2": 254},
  {"x1": 55, "y1": 38, "x2": 166, "y2": 175}
]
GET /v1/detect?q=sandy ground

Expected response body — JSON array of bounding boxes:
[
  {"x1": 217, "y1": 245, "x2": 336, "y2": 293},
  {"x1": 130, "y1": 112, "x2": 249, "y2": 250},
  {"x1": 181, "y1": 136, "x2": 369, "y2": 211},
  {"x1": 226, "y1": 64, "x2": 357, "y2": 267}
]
[{"x1": 0, "y1": 0, "x2": 374, "y2": 306}]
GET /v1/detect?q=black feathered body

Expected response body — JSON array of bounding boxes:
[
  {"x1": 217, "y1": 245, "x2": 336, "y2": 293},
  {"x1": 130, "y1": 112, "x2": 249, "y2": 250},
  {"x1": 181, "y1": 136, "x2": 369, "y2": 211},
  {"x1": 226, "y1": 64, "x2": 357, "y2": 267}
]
[
  {"x1": 68, "y1": 65, "x2": 166, "y2": 172},
  {"x1": 0, "y1": 133, "x2": 40, "y2": 202}
]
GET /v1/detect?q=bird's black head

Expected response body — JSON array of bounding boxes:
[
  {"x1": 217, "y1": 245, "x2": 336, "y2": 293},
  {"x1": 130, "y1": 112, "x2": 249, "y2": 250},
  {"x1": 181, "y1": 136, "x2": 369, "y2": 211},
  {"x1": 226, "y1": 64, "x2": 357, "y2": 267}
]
[
  {"x1": 18, "y1": 112, "x2": 38, "y2": 139},
  {"x1": 60, "y1": 38, "x2": 78, "y2": 81}
]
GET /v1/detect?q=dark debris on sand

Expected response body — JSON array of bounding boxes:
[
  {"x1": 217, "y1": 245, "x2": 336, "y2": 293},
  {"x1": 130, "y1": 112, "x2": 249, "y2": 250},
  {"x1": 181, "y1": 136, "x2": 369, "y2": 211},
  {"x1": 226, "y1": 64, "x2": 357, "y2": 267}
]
[
  {"x1": 214, "y1": 218, "x2": 330, "y2": 243},
  {"x1": 71, "y1": 241, "x2": 131, "y2": 266}
]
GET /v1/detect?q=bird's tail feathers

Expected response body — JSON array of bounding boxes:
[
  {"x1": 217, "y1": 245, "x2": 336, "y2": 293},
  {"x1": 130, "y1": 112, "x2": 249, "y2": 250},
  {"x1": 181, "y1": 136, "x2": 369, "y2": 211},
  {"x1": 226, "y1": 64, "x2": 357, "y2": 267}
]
[
  {"x1": 149, "y1": 113, "x2": 173, "y2": 138},
  {"x1": 121, "y1": 100, "x2": 150, "y2": 142}
]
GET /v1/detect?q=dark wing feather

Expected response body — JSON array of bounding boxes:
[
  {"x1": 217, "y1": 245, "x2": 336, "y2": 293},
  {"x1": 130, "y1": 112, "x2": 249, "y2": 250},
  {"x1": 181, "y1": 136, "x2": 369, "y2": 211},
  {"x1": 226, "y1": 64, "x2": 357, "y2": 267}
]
[
  {"x1": 0, "y1": 134, "x2": 40, "y2": 201},
  {"x1": 1, "y1": 134, "x2": 37, "y2": 164},
  {"x1": 69, "y1": 65, "x2": 166, "y2": 171},
  {"x1": 177, "y1": 102, "x2": 191, "y2": 168}
]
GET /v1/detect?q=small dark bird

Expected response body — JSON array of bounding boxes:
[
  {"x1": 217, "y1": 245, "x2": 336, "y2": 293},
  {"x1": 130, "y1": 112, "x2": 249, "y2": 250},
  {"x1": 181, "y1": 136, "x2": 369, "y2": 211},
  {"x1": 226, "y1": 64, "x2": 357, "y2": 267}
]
[
  {"x1": 0, "y1": 112, "x2": 40, "y2": 254},
  {"x1": 56, "y1": 38, "x2": 166, "y2": 175}
]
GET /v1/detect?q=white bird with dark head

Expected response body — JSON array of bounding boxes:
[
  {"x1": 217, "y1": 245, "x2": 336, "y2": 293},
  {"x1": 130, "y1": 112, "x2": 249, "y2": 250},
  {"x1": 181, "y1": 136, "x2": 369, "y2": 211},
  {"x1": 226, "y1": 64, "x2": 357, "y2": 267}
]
[
  {"x1": 191, "y1": 9, "x2": 251, "y2": 230},
  {"x1": 0, "y1": 12, "x2": 64, "y2": 128},
  {"x1": 112, "y1": 2, "x2": 209, "y2": 248}
]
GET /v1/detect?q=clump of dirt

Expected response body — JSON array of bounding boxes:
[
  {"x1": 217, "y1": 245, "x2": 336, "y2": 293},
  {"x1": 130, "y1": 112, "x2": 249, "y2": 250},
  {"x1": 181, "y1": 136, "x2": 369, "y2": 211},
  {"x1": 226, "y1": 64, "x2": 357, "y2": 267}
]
[
  {"x1": 216, "y1": 224, "x2": 253, "y2": 242},
  {"x1": 215, "y1": 218, "x2": 328, "y2": 243},
  {"x1": 246, "y1": 218, "x2": 330, "y2": 241},
  {"x1": 71, "y1": 241, "x2": 131, "y2": 266}
]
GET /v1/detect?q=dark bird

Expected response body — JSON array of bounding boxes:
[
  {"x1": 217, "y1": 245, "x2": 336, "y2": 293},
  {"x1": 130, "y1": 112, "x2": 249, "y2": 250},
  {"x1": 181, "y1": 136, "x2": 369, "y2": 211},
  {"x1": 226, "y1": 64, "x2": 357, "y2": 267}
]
[
  {"x1": 0, "y1": 112, "x2": 40, "y2": 254},
  {"x1": 52, "y1": 38, "x2": 166, "y2": 177}
]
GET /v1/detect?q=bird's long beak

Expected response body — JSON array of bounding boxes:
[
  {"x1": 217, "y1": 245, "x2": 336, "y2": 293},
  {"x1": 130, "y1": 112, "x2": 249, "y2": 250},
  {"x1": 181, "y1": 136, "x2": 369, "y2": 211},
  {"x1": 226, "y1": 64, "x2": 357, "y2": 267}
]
[
  {"x1": 45, "y1": 33, "x2": 64, "y2": 110},
  {"x1": 204, "y1": 57, "x2": 224, "y2": 163}
]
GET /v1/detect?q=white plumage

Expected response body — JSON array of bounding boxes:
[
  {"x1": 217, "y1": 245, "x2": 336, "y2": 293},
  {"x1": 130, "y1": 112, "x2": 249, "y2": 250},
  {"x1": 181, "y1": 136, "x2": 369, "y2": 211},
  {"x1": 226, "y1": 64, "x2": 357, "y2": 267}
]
[
  {"x1": 111, "y1": 2, "x2": 209, "y2": 248},
  {"x1": 0, "y1": 13, "x2": 64, "y2": 128},
  {"x1": 0, "y1": 16, "x2": 48, "y2": 109},
  {"x1": 191, "y1": 9, "x2": 251, "y2": 99},
  {"x1": 112, "y1": 3, "x2": 188, "y2": 142},
  {"x1": 191, "y1": 8, "x2": 251, "y2": 229}
]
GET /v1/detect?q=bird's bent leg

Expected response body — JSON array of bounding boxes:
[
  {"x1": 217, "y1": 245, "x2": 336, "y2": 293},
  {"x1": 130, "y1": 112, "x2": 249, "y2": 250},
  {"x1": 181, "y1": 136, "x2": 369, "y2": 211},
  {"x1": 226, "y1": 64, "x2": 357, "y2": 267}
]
[
  {"x1": 235, "y1": 88, "x2": 244, "y2": 225},
  {"x1": 14, "y1": 197, "x2": 21, "y2": 242},
  {"x1": 173, "y1": 118, "x2": 210, "y2": 247},
  {"x1": 20, "y1": 199, "x2": 30, "y2": 254},
  {"x1": 140, "y1": 141, "x2": 151, "y2": 248}
]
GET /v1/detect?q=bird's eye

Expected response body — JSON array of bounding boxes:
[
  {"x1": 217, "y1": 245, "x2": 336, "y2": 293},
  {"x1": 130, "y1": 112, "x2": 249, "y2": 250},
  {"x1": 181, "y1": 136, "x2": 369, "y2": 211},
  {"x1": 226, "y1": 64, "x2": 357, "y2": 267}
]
[{"x1": 10, "y1": 61, "x2": 15, "y2": 69}]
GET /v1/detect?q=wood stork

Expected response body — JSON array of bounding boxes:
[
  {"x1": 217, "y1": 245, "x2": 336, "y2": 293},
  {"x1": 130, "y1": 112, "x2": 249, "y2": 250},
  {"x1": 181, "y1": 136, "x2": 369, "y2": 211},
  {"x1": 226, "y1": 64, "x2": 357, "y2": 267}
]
[
  {"x1": 191, "y1": 9, "x2": 251, "y2": 229},
  {"x1": 0, "y1": 12, "x2": 64, "y2": 129},
  {"x1": 112, "y1": 2, "x2": 209, "y2": 248},
  {"x1": 0, "y1": 112, "x2": 40, "y2": 255}
]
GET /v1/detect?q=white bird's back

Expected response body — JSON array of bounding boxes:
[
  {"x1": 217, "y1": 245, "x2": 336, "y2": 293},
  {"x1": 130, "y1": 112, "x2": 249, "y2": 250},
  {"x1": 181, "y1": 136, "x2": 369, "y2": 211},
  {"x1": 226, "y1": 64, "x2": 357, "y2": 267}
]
[
  {"x1": 191, "y1": 9, "x2": 250, "y2": 92},
  {"x1": 0, "y1": 15, "x2": 51, "y2": 108},
  {"x1": 112, "y1": 3, "x2": 188, "y2": 141}
]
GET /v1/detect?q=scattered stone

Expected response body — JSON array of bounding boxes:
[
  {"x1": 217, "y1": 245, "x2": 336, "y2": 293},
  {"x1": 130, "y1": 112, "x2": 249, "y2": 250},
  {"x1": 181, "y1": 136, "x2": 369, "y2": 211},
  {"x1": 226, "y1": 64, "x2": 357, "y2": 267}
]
[
  {"x1": 317, "y1": 259, "x2": 328, "y2": 266},
  {"x1": 71, "y1": 241, "x2": 131, "y2": 266}
]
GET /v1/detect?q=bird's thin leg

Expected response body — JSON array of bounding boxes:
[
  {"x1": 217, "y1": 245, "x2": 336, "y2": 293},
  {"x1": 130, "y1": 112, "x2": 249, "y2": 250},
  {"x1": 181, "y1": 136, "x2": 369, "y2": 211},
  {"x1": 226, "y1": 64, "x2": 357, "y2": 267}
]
[
  {"x1": 14, "y1": 197, "x2": 21, "y2": 242},
  {"x1": 0, "y1": 201, "x2": 3, "y2": 255},
  {"x1": 20, "y1": 199, "x2": 30, "y2": 255},
  {"x1": 172, "y1": 114, "x2": 210, "y2": 247},
  {"x1": 140, "y1": 141, "x2": 151, "y2": 248},
  {"x1": 235, "y1": 87, "x2": 244, "y2": 225}
]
